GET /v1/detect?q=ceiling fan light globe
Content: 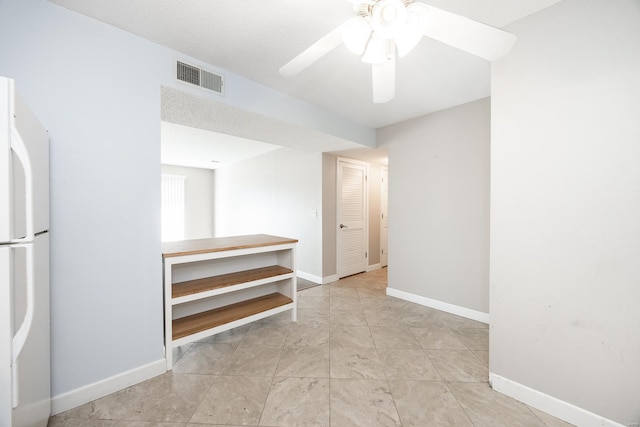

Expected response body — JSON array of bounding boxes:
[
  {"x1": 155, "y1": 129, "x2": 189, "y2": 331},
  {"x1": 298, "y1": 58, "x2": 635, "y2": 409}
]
[
  {"x1": 371, "y1": 0, "x2": 408, "y2": 39},
  {"x1": 342, "y1": 17, "x2": 373, "y2": 55}
]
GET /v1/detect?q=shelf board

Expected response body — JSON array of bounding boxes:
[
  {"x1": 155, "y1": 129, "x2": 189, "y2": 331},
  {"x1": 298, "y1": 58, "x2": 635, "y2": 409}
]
[
  {"x1": 172, "y1": 265, "x2": 293, "y2": 299},
  {"x1": 172, "y1": 292, "x2": 293, "y2": 340},
  {"x1": 163, "y1": 234, "x2": 298, "y2": 258}
]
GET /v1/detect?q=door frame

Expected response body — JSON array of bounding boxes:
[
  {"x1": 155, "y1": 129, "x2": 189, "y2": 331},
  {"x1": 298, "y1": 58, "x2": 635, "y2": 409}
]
[
  {"x1": 380, "y1": 166, "x2": 388, "y2": 268},
  {"x1": 336, "y1": 157, "x2": 369, "y2": 278}
]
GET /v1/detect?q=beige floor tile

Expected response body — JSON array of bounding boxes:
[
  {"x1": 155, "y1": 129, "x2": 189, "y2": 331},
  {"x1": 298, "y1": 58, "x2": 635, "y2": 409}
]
[
  {"x1": 330, "y1": 296, "x2": 362, "y2": 311},
  {"x1": 357, "y1": 287, "x2": 387, "y2": 298},
  {"x1": 47, "y1": 419, "x2": 119, "y2": 427},
  {"x1": 426, "y1": 350, "x2": 488, "y2": 382},
  {"x1": 275, "y1": 346, "x2": 330, "y2": 378},
  {"x1": 433, "y1": 311, "x2": 489, "y2": 330},
  {"x1": 242, "y1": 322, "x2": 291, "y2": 346},
  {"x1": 187, "y1": 425, "x2": 242, "y2": 427},
  {"x1": 172, "y1": 343, "x2": 236, "y2": 375},
  {"x1": 254, "y1": 310, "x2": 294, "y2": 325},
  {"x1": 363, "y1": 309, "x2": 405, "y2": 326},
  {"x1": 221, "y1": 345, "x2": 282, "y2": 376},
  {"x1": 189, "y1": 376, "x2": 271, "y2": 425},
  {"x1": 259, "y1": 377, "x2": 330, "y2": 427},
  {"x1": 285, "y1": 322, "x2": 330, "y2": 347},
  {"x1": 172, "y1": 343, "x2": 194, "y2": 365},
  {"x1": 297, "y1": 295, "x2": 330, "y2": 309},
  {"x1": 411, "y1": 325, "x2": 468, "y2": 350},
  {"x1": 411, "y1": 325, "x2": 469, "y2": 350},
  {"x1": 389, "y1": 380, "x2": 473, "y2": 426},
  {"x1": 296, "y1": 307, "x2": 330, "y2": 324},
  {"x1": 369, "y1": 326, "x2": 422, "y2": 349},
  {"x1": 196, "y1": 324, "x2": 250, "y2": 345},
  {"x1": 377, "y1": 349, "x2": 441, "y2": 380},
  {"x1": 59, "y1": 373, "x2": 215, "y2": 423},
  {"x1": 359, "y1": 297, "x2": 408, "y2": 311},
  {"x1": 529, "y1": 407, "x2": 577, "y2": 427},
  {"x1": 472, "y1": 350, "x2": 489, "y2": 368},
  {"x1": 330, "y1": 347, "x2": 385, "y2": 379},
  {"x1": 330, "y1": 325, "x2": 375, "y2": 348},
  {"x1": 329, "y1": 286, "x2": 359, "y2": 298},
  {"x1": 449, "y1": 382, "x2": 546, "y2": 427},
  {"x1": 300, "y1": 284, "x2": 331, "y2": 296},
  {"x1": 330, "y1": 309, "x2": 368, "y2": 326},
  {"x1": 455, "y1": 328, "x2": 490, "y2": 351},
  {"x1": 395, "y1": 310, "x2": 435, "y2": 327},
  {"x1": 114, "y1": 422, "x2": 187, "y2": 427},
  {"x1": 330, "y1": 379, "x2": 401, "y2": 426}
]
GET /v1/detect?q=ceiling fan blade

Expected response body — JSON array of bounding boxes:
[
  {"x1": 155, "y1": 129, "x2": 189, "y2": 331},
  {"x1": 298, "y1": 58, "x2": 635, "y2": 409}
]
[
  {"x1": 372, "y1": 52, "x2": 395, "y2": 103},
  {"x1": 279, "y1": 26, "x2": 344, "y2": 78},
  {"x1": 410, "y1": 3, "x2": 517, "y2": 61}
]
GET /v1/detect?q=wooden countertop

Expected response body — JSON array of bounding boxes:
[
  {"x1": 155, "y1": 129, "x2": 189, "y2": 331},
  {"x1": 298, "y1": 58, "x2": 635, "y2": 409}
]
[{"x1": 162, "y1": 234, "x2": 298, "y2": 258}]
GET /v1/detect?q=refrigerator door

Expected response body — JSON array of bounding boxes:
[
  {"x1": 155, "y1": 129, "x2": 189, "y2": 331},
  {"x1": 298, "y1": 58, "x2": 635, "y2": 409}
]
[
  {"x1": 0, "y1": 234, "x2": 50, "y2": 427},
  {"x1": 0, "y1": 78, "x2": 11, "y2": 243},
  {"x1": 1, "y1": 246, "x2": 14, "y2": 426},
  {"x1": 0, "y1": 77, "x2": 49, "y2": 243}
]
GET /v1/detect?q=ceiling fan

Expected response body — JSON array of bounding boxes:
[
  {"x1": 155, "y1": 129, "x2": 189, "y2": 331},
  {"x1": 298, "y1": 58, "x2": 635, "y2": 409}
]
[{"x1": 279, "y1": 0, "x2": 517, "y2": 103}]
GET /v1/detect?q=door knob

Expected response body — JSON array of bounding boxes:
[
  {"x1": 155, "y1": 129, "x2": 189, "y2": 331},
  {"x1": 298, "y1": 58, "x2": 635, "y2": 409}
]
[{"x1": 340, "y1": 224, "x2": 348, "y2": 228}]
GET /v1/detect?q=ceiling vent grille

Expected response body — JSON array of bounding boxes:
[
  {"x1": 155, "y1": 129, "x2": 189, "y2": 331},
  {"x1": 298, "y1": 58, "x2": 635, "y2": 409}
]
[{"x1": 176, "y1": 61, "x2": 224, "y2": 95}]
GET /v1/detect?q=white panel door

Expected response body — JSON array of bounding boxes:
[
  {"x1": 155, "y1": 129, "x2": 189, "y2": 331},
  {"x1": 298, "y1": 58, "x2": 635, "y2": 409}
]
[
  {"x1": 337, "y1": 159, "x2": 368, "y2": 278},
  {"x1": 381, "y1": 168, "x2": 388, "y2": 267}
]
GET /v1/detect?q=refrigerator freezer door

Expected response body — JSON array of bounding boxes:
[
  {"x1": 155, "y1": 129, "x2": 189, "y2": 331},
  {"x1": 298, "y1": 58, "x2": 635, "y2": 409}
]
[
  {"x1": 0, "y1": 77, "x2": 49, "y2": 243},
  {"x1": 12, "y1": 91, "x2": 49, "y2": 236}
]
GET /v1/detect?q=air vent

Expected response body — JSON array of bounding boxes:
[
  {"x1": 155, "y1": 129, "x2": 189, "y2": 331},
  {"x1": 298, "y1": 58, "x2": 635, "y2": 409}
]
[{"x1": 176, "y1": 61, "x2": 224, "y2": 95}]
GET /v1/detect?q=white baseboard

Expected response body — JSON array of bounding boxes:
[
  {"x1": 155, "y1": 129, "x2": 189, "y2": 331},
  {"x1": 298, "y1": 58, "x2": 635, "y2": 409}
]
[
  {"x1": 385, "y1": 287, "x2": 490, "y2": 324},
  {"x1": 51, "y1": 359, "x2": 166, "y2": 415},
  {"x1": 366, "y1": 263, "x2": 381, "y2": 272},
  {"x1": 322, "y1": 274, "x2": 339, "y2": 284},
  {"x1": 297, "y1": 271, "x2": 340, "y2": 285},
  {"x1": 489, "y1": 373, "x2": 625, "y2": 427}
]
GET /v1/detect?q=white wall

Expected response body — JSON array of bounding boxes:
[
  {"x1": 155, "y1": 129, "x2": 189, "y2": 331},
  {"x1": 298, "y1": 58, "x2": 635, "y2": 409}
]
[
  {"x1": 161, "y1": 164, "x2": 214, "y2": 240},
  {"x1": 368, "y1": 164, "x2": 382, "y2": 267},
  {"x1": 378, "y1": 98, "x2": 490, "y2": 316},
  {"x1": 322, "y1": 154, "x2": 337, "y2": 278},
  {"x1": 490, "y1": 1, "x2": 640, "y2": 425},
  {"x1": 0, "y1": 0, "x2": 373, "y2": 408},
  {"x1": 214, "y1": 148, "x2": 324, "y2": 280}
]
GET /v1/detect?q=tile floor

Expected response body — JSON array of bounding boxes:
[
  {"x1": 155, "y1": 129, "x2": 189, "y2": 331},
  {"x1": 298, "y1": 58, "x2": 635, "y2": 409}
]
[{"x1": 49, "y1": 269, "x2": 574, "y2": 427}]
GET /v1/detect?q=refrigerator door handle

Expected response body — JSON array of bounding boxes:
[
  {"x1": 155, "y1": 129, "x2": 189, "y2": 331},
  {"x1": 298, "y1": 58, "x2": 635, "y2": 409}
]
[
  {"x1": 9, "y1": 124, "x2": 35, "y2": 243},
  {"x1": 11, "y1": 243, "x2": 35, "y2": 409}
]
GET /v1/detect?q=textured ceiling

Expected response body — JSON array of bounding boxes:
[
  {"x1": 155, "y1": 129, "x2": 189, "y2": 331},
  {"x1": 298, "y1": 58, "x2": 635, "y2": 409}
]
[{"x1": 48, "y1": 0, "x2": 564, "y2": 129}]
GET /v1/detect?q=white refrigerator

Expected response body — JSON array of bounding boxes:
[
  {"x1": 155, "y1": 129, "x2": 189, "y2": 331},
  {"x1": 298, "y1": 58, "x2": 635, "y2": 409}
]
[{"x1": 0, "y1": 76, "x2": 50, "y2": 427}]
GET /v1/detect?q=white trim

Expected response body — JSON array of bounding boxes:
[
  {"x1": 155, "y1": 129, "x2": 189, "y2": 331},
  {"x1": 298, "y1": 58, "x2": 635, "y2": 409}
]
[
  {"x1": 386, "y1": 287, "x2": 490, "y2": 324},
  {"x1": 380, "y1": 167, "x2": 388, "y2": 268},
  {"x1": 51, "y1": 359, "x2": 165, "y2": 415},
  {"x1": 489, "y1": 373, "x2": 625, "y2": 427},
  {"x1": 297, "y1": 271, "x2": 340, "y2": 285},
  {"x1": 366, "y1": 263, "x2": 381, "y2": 272},
  {"x1": 322, "y1": 274, "x2": 339, "y2": 285}
]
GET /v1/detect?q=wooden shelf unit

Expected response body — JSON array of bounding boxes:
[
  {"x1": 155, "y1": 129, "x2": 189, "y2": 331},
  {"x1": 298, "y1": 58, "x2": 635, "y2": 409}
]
[{"x1": 162, "y1": 234, "x2": 298, "y2": 369}]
